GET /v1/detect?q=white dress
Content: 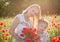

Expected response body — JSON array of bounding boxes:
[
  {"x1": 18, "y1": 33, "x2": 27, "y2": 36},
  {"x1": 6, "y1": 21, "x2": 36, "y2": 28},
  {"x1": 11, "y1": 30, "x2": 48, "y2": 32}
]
[
  {"x1": 13, "y1": 14, "x2": 32, "y2": 42},
  {"x1": 38, "y1": 31, "x2": 50, "y2": 42}
]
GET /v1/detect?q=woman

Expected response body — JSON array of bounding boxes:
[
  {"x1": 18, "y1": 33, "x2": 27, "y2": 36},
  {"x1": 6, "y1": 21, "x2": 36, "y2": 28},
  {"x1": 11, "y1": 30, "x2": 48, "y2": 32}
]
[{"x1": 9, "y1": 4, "x2": 41, "y2": 42}]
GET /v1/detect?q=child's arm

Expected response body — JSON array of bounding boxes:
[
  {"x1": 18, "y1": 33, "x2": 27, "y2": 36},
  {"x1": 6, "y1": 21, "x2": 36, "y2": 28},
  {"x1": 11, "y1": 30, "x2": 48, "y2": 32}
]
[
  {"x1": 40, "y1": 32, "x2": 50, "y2": 42},
  {"x1": 45, "y1": 32, "x2": 50, "y2": 42}
]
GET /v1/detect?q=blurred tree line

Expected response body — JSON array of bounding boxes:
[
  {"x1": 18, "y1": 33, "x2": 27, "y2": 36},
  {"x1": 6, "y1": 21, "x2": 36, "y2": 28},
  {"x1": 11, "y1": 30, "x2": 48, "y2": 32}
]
[{"x1": 0, "y1": 0, "x2": 60, "y2": 17}]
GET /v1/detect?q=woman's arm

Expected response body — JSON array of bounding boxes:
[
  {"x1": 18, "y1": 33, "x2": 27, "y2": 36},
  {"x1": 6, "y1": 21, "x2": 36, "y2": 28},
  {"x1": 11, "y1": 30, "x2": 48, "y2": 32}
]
[{"x1": 9, "y1": 16, "x2": 24, "y2": 42}]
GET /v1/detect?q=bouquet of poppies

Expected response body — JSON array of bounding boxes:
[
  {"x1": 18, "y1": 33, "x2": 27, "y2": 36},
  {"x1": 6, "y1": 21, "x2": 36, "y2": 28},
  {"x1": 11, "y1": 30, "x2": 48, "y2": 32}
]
[
  {"x1": 20, "y1": 28, "x2": 40, "y2": 42},
  {"x1": 52, "y1": 36, "x2": 60, "y2": 42}
]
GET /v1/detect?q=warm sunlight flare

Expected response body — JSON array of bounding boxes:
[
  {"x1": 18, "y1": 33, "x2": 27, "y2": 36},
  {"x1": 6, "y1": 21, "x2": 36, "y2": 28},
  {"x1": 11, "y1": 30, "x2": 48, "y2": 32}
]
[{"x1": 0, "y1": 0, "x2": 60, "y2": 42}]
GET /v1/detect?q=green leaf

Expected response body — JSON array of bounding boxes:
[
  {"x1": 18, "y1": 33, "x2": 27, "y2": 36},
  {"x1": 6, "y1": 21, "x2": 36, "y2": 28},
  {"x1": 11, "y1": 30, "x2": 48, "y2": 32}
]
[
  {"x1": 8, "y1": 36, "x2": 13, "y2": 42},
  {"x1": 57, "y1": 30, "x2": 60, "y2": 36}
]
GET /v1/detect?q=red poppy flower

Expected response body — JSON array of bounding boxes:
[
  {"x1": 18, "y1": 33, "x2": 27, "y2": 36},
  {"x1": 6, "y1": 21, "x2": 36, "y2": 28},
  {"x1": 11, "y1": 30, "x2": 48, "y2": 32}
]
[
  {"x1": 25, "y1": 38, "x2": 31, "y2": 42},
  {"x1": 33, "y1": 28, "x2": 36, "y2": 33},
  {"x1": 1, "y1": 30, "x2": 6, "y2": 33},
  {"x1": 56, "y1": 39, "x2": 60, "y2": 42},
  {"x1": 54, "y1": 15, "x2": 57, "y2": 18},
  {"x1": 20, "y1": 34, "x2": 24, "y2": 37},
  {"x1": 22, "y1": 28, "x2": 40, "y2": 42},
  {"x1": 52, "y1": 38, "x2": 56, "y2": 42},
  {"x1": 22, "y1": 28, "x2": 28, "y2": 34},
  {"x1": 31, "y1": 33, "x2": 37, "y2": 37},
  {"x1": 52, "y1": 23, "x2": 55, "y2": 26},
  {"x1": 33, "y1": 35, "x2": 40, "y2": 40},
  {"x1": 57, "y1": 36, "x2": 60, "y2": 40},
  {"x1": 52, "y1": 23, "x2": 57, "y2": 28},
  {"x1": 29, "y1": 28, "x2": 33, "y2": 31},
  {"x1": 0, "y1": 22, "x2": 3, "y2": 26},
  {"x1": 5, "y1": 34, "x2": 9, "y2": 36}
]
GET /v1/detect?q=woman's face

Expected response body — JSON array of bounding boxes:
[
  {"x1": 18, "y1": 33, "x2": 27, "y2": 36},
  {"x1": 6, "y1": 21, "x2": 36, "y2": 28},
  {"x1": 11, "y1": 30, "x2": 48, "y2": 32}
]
[
  {"x1": 27, "y1": 7, "x2": 39, "y2": 17},
  {"x1": 38, "y1": 21, "x2": 48, "y2": 33}
]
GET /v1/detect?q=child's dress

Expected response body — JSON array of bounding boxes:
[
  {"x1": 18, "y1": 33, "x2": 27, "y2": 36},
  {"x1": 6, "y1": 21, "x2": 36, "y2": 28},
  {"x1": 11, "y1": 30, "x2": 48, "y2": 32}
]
[{"x1": 38, "y1": 31, "x2": 50, "y2": 42}]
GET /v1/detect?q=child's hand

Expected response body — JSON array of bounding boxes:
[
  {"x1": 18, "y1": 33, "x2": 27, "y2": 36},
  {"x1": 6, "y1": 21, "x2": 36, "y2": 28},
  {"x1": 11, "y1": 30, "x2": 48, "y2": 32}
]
[
  {"x1": 21, "y1": 22, "x2": 33, "y2": 28},
  {"x1": 21, "y1": 22, "x2": 29, "y2": 27}
]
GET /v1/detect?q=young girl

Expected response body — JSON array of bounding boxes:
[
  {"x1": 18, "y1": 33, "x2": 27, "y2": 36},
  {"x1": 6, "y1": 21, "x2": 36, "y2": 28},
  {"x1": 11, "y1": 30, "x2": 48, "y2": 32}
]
[
  {"x1": 9, "y1": 4, "x2": 41, "y2": 42},
  {"x1": 37, "y1": 19, "x2": 50, "y2": 42}
]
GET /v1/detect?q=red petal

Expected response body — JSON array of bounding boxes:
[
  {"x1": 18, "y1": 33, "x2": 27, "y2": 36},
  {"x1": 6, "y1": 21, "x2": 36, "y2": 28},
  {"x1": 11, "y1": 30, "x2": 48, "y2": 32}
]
[
  {"x1": 25, "y1": 38, "x2": 31, "y2": 42},
  {"x1": 20, "y1": 34, "x2": 24, "y2": 37},
  {"x1": 52, "y1": 38, "x2": 56, "y2": 42}
]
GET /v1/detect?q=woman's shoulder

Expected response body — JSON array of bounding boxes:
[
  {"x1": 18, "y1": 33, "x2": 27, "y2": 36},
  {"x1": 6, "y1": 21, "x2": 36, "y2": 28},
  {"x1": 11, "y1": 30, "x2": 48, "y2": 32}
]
[
  {"x1": 15, "y1": 14, "x2": 23, "y2": 18},
  {"x1": 14, "y1": 14, "x2": 25, "y2": 22},
  {"x1": 14, "y1": 14, "x2": 24, "y2": 20}
]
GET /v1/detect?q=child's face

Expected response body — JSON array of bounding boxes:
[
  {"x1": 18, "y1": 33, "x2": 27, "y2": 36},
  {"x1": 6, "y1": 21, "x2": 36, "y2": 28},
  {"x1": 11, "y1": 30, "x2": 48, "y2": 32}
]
[{"x1": 38, "y1": 21, "x2": 48, "y2": 33}]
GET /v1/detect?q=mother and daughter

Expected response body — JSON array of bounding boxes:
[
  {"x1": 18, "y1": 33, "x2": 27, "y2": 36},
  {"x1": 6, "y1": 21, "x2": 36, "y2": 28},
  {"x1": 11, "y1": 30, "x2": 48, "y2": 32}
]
[{"x1": 9, "y1": 4, "x2": 50, "y2": 42}]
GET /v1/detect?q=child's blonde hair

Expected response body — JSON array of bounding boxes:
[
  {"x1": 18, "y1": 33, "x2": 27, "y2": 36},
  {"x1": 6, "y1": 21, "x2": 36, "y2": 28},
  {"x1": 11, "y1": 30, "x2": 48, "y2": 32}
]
[{"x1": 38, "y1": 19, "x2": 48, "y2": 27}]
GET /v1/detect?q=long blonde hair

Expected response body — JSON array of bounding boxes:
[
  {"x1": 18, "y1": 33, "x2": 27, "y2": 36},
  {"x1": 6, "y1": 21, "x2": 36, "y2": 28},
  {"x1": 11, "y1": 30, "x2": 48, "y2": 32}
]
[
  {"x1": 22, "y1": 4, "x2": 41, "y2": 28},
  {"x1": 22, "y1": 4, "x2": 41, "y2": 18}
]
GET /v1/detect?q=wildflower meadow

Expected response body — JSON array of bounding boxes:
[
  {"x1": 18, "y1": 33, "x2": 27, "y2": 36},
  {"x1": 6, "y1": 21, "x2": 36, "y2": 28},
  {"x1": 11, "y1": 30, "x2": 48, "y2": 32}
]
[{"x1": 0, "y1": 15, "x2": 60, "y2": 42}]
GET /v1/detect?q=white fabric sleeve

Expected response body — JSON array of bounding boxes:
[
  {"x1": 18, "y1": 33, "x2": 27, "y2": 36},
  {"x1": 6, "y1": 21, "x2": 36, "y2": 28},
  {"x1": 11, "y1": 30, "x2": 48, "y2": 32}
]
[
  {"x1": 41, "y1": 32, "x2": 50, "y2": 42},
  {"x1": 16, "y1": 24, "x2": 26, "y2": 40},
  {"x1": 13, "y1": 14, "x2": 26, "y2": 39},
  {"x1": 13, "y1": 14, "x2": 25, "y2": 22},
  {"x1": 13, "y1": 14, "x2": 20, "y2": 21}
]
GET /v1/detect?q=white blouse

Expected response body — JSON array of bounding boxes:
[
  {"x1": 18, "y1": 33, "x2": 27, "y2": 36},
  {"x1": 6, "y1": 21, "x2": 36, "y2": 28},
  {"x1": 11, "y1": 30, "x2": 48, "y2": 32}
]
[{"x1": 13, "y1": 14, "x2": 32, "y2": 42}]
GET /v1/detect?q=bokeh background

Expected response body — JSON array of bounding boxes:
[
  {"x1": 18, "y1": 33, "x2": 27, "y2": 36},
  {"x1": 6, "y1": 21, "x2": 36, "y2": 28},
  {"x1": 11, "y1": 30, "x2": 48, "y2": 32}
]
[
  {"x1": 0, "y1": 0, "x2": 60, "y2": 42},
  {"x1": 0, "y1": 0, "x2": 60, "y2": 17}
]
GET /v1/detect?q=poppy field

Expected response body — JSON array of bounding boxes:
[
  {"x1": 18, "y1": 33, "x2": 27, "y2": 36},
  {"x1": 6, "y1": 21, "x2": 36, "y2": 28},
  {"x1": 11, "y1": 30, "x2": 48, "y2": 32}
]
[
  {"x1": 0, "y1": 15, "x2": 60, "y2": 42},
  {"x1": 0, "y1": 17, "x2": 13, "y2": 42}
]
